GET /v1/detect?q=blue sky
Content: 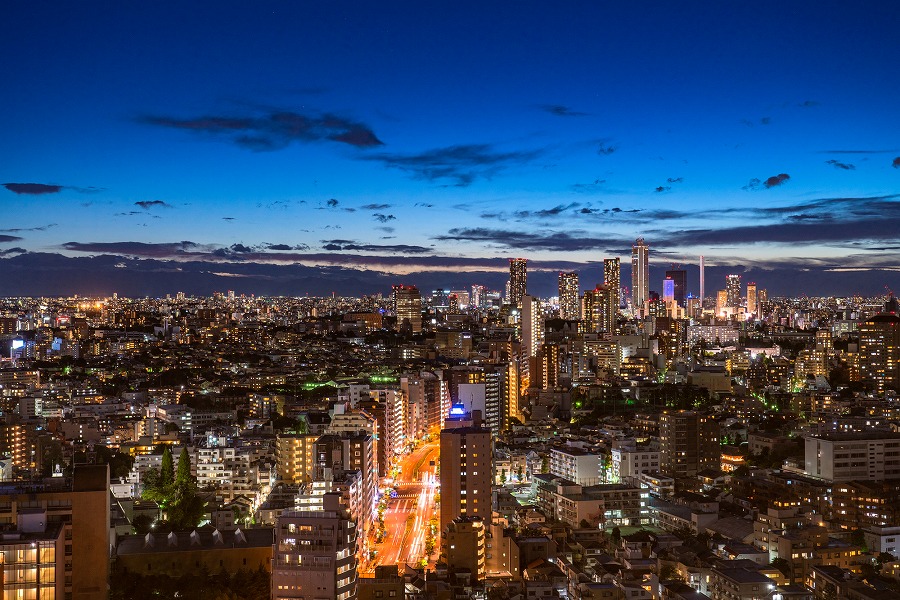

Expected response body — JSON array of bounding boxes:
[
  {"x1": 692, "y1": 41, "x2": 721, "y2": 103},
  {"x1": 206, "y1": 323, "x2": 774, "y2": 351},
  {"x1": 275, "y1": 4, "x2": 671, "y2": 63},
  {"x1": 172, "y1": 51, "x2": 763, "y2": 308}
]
[{"x1": 2, "y1": 1, "x2": 899, "y2": 297}]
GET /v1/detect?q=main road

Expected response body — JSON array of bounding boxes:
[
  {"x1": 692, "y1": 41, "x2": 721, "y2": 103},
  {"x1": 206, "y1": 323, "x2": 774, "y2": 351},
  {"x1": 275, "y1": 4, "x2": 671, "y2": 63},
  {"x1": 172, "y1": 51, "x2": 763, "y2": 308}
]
[{"x1": 363, "y1": 441, "x2": 440, "y2": 573}]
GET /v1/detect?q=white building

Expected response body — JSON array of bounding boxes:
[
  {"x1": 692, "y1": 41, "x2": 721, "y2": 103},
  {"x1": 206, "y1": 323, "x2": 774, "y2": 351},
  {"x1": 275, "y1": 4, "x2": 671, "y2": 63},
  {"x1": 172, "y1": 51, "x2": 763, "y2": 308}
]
[
  {"x1": 549, "y1": 448, "x2": 602, "y2": 486},
  {"x1": 805, "y1": 432, "x2": 900, "y2": 482}
]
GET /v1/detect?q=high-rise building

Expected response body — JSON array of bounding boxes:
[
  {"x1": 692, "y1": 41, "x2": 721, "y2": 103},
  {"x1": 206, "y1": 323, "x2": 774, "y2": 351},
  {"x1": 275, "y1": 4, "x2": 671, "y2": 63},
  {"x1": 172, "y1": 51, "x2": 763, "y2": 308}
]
[
  {"x1": 664, "y1": 269, "x2": 687, "y2": 307},
  {"x1": 725, "y1": 274, "x2": 741, "y2": 308},
  {"x1": 659, "y1": 411, "x2": 719, "y2": 478},
  {"x1": 272, "y1": 493, "x2": 358, "y2": 600},
  {"x1": 860, "y1": 310, "x2": 900, "y2": 393},
  {"x1": 441, "y1": 517, "x2": 487, "y2": 580},
  {"x1": 276, "y1": 433, "x2": 320, "y2": 483},
  {"x1": 521, "y1": 294, "x2": 544, "y2": 363},
  {"x1": 582, "y1": 284, "x2": 615, "y2": 335},
  {"x1": 508, "y1": 258, "x2": 527, "y2": 307},
  {"x1": 439, "y1": 411, "x2": 492, "y2": 532},
  {"x1": 699, "y1": 255, "x2": 705, "y2": 303},
  {"x1": 747, "y1": 282, "x2": 758, "y2": 315},
  {"x1": 471, "y1": 285, "x2": 484, "y2": 309},
  {"x1": 0, "y1": 465, "x2": 110, "y2": 600},
  {"x1": 716, "y1": 290, "x2": 728, "y2": 317},
  {"x1": 393, "y1": 285, "x2": 422, "y2": 333},
  {"x1": 604, "y1": 257, "x2": 621, "y2": 311},
  {"x1": 558, "y1": 272, "x2": 579, "y2": 320},
  {"x1": 631, "y1": 239, "x2": 649, "y2": 308}
]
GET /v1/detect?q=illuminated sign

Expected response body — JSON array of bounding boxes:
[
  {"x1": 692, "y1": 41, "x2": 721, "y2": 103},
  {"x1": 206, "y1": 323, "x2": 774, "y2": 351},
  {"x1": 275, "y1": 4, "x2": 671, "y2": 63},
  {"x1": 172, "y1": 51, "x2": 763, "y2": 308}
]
[{"x1": 449, "y1": 403, "x2": 467, "y2": 416}]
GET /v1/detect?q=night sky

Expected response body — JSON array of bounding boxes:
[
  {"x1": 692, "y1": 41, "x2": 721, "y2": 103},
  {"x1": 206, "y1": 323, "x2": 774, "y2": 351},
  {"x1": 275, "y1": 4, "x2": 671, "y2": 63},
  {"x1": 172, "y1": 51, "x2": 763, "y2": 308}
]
[{"x1": 2, "y1": 2, "x2": 899, "y2": 297}]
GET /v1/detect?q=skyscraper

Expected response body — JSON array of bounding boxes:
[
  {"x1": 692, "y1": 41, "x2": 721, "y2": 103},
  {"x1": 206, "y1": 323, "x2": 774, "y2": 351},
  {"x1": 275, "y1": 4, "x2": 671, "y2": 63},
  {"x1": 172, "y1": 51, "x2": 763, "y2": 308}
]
[
  {"x1": 725, "y1": 274, "x2": 741, "y2": 308},
  {"x1": 664, "y1": 269, "x2": 687, "y2": 307},
  {"x1": 746, "y1": 282, "x2": 758, "y2": 315},
  {"x1": 508, "y1": 258, "x2": 527, "y2": 307},
  {"x1": 440, "y1": 411, "x2": 492, "y2": 532},
  {"x1": 521, "y1": 294, "x2": 544, "y2": 363},
  {"x1": 604, "y1": 257, "x2": 621, "y2": 311},
  {"x1": 659, "y1": 411, "x2": 719, "y2": 478},
  {"x1": 394, "y1": 285, "x2": 422, "y2": 333},
  {"x1": 558, "y1": 272, "x2": 579, "y2": 320},
  {"x1": 860, "y1": 309, "x2": 900, "y2": 393},
  {"x1": 582, "y1": 284, "x2": 615, "y2": 335},
  {"x1": 631, "y1": 239, "x2": 649, "y2": 308}
]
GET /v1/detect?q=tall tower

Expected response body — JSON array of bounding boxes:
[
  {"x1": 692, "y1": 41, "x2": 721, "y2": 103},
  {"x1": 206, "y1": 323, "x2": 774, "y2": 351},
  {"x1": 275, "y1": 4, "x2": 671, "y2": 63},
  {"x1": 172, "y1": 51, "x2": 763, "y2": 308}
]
[
  {"x1": 582, "y1": 284, "x2": 615, "y2": 335},
  {"x1": 725, "y1": 274, "x2": 741, "y2": 308},
  {"x1": 394, "y1": 285, "x2": 422, "y2": 333},
  {"x1": 859, "y1": 312, "x2": 900, "y2": 393},
  {"x1": 509, "y1": 258, "x2": 527, "y2": 307},
  {"x1": 558, "y1": 272, "x2": 579, "y2": 320},
  {"x1": 631, "y1": 239, "x2": 649, "y2": 308},
  {"x1": 746, "y1": 282, "x2": 758, "y2": 315},
  {"x1": 603, "y1": 257, "x2": 621, "y2": 311},
  {"x1": 699, "y1": 255, "x2": 705, "y2": 304}
]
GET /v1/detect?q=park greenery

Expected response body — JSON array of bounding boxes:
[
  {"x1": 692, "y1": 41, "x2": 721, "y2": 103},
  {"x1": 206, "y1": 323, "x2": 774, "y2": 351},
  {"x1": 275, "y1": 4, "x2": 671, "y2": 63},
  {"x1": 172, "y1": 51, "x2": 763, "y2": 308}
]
[{"x1": 141, "y1": 446, "x2": 206, "y2": 530}]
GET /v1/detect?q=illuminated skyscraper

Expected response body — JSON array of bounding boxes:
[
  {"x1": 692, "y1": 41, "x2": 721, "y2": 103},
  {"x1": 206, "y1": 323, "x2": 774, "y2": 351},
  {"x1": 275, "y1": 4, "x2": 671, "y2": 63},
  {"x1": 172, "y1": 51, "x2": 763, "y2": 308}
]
[
  {"x1": 747, "y1": 282, "x2": 758, "y2": 315},
  {"x1": 664, "y1": 269, "x2": 687, "y2": 307},
  {"x1": 440, "y1": 411, "x2": 492, "y2": 532},
  {"x1": 604, "y1": 257, "x2": 621, "y2": 311},
  {"x1": 521, "y1": 295, "x2": 544, "y2": 363},
  {"x1": 725, "y1": 274, "x2": 741, "y2": 308},
  {"x1": 860, "y1": 307, "x2": 900, "y2": 393},
  {"x1": 509, "y1": 258, "x2": 527, "y2": 307},
  {"x1": 394, "y1": 285, "x2": 422, "y2": 333},
  {"x1": 582, "y1": 284, "x2": 615, "y2": 335},
  {"x1": 558, "y1": 272, "x2": 579, "y2": 320},
  {"x1": 631, "y1": 239, "x2": 649, "y2": 307}
]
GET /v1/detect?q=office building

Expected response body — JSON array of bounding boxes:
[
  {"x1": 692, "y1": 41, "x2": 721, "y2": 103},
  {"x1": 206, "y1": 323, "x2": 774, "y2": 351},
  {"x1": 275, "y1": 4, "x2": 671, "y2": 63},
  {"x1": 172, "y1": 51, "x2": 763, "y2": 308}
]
[
  {"x1": 659, "y1": 411, "x2": 719, "y2": 478},
  {"x1": 805, "y1": 432, "x2": 900, "y2": 482},
  {"x1": 441, "y1": 517, "x2": 486, "y2": 580},
  {"x1": 521, "y1": 294, "x2": 543, "y2": 364},
  {"x1": 664, "y1": 269, "x2": 687, "y2": 307},
  {"x1": 859, "y1": 311, "x2": 900, "y2": 393},
  {"x1": 549, "y1": 447, "x2": 602, "y2": 486},
  {"x1": 393, "y1": 285, "x2": 422, "y2": 333},
  {"x1": 272, "y1": 493, "x2": 358, "y2": 600},
  {"x1": 582, "y1": 284, "x2": 615, "y2": 335},
  {"x1": 603, "y1": 257, "x2": 621, "y2": 311},
  {"x1": 439, "y1": 410, "x2": 492, "y2": 532},
  {"x1": 725, "y1": 274, "x2": 741, "y2": 308},
  {"x1": 508, "y1": 258, "x2": 527, "y2": 307},
  {"x1": 631, "y1": 238, "x2": 649, "y2": 308},
  {"x1": 558, "y1": 272, "x2": 579, "y2": 320},
  {"x1": 746, "y1": 282, "x2": 758, "y2": 315}
]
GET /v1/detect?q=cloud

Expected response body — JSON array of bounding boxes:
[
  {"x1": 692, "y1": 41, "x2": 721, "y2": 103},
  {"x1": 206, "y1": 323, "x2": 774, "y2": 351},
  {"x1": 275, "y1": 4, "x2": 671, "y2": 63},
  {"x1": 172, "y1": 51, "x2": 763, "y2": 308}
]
[
  {"x1": 3, "y1": 183, "x2": 62, "y2": 195},
  {"x1": 596, "y1": 142, "x2": 617, "y2": 155},
  {"x1": 540, "y1": 104, "x2": 588, "y2": 117},
  {"x1": 320, "y1": 239, "x2": 430, "y2": 254},
  {"x1": 760, "y1": 117, "x2": 771, "y2": 125},
  {"x1": 820, "y1": 149, "x2": 900, "y2": 154},
  {"x1": 139, "y1": 109, "x2": 384, "y2": 150},
  {"x1": 0, "y1": 235, "x2": 24, "y2": 243},
  {"x1": 799, "y1": 100, "x2": 819, "y2": 107},
  {"x1": 666, "y1": 177, "x2": 683, "y2": 184},
  {"x1": 135, "y1": 200, "x2": 174, "y2": 210},
  {"x1": 230, "y1": 243, "x2": 254, "y2": 253},
  {"x1": 825, "y1": 159, "x2": 855, "y2": 170},
  {"x1": 414, "y1": 202, "x2": 434, "y2": 208},
  {"x1": 0, "y1": 223, "x2": 57, "y2": 232},
  {"x1": 0, "y1": 247, "x2": 26, "y2": 256},
  {"x1": 654, "y1": 186, "x2": 671, "y2": 193},
  {"x1": 373, "y1": 213, "x2": 396, "y2": 223},
  {"x1": 265, "y1": 243, "x2": 310, "y2": 251},
  {"x1": 435, "y1": 227, "x2": 627, "y2": 252},
  {"x1": 222, "y1": 217, "x2": 235, "y2": 221},
  {"x1": 764, "y1": 173, "x2": 790, "y2": 188},
  {"x1": 365, "y1": 143, "x2": 542, "y2": 187},
  {"x1": 327, "y1": 198, "x2": 339, "y2": 207},
  {"x1": 62, "y1": 241, "x2": 201, "y2": 257},
  {"x1": 361, "y1": 203, "x2": 391, "y2": 210},
  {"x1": 893, "y1": 157, "x2": 900, "y2": 168},
  {"x1": 570, "y1": 179, "x2": 608, "y2": 193}
]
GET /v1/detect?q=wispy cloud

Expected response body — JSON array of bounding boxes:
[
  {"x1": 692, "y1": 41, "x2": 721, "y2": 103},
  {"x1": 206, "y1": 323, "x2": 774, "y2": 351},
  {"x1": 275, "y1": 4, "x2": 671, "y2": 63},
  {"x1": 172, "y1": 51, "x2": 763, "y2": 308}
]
[
  {"x1": 893, "y1": 157, "x2": 900, "y2": 168},
  {"x1": 2, "y1": 183, "x2": 104, "y2": 195},
  {"x1": 435, "y1": 227, "x2": 627, "y2": 252},
  {"x1": 373, "y1": 213, "x2": 396, "y2": 223},
  {"x1": 825, "y1": 159, "x2": 855, "y2": 170},
  {"x1": 744, "y1": 173, "x2": 791, "y2": 190},
  {"x1": 0, "y1": 235, "x2": 24, "y2": 243},
  {"x1": 139, "y1": 109, "x2": 384, "y2": 150},
  {"x1": 135, "y1": 200, "x2": 174, "y2": 210},
  {"x1": 539, "y1": 104, "x2": 588, "y2": 117},
  {"x1": 0, "y1": 223, "x2": 57, "y2": 233},
  {"x1": 321, "y1": 239, "x2": 430, "y2": 254},
  {"x1": 361, "y1": 203, "x2": 391, "y2": 210},
  {"x1": 365, "y1": 143, "x2": 542, "y2": 186}
]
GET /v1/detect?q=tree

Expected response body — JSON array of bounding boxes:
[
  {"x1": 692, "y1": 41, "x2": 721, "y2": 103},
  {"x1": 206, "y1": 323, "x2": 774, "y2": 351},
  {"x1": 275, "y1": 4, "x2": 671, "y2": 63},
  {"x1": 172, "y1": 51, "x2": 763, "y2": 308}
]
[
  {"x1": 771, "y1": 557, "x2": 791, "y2": 577},
  {"x1": 160, "y1": 446, "x2": 175, "y2": 489}
]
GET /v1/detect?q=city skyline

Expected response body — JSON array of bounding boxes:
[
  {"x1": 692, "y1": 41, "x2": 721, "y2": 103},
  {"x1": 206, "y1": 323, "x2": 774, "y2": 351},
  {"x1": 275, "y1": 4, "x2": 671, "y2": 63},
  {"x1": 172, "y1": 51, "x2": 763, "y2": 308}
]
[{"x1": 2, "y1": 2, "x2": 900, "y2": 297}]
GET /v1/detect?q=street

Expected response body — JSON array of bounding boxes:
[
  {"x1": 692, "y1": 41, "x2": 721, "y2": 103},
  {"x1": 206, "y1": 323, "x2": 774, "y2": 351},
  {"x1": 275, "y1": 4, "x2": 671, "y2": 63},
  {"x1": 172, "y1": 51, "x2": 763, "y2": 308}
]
[{"x1": 362, "y1": 441, "x2": 441, "y2": 573}]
